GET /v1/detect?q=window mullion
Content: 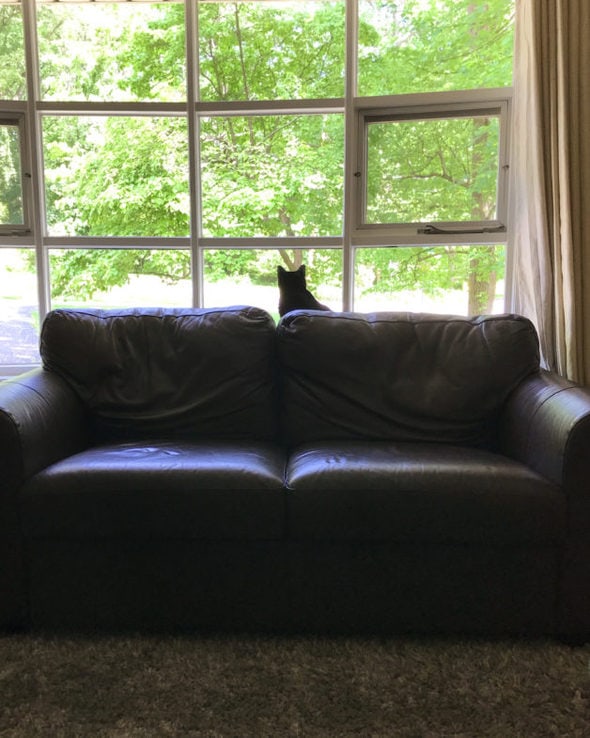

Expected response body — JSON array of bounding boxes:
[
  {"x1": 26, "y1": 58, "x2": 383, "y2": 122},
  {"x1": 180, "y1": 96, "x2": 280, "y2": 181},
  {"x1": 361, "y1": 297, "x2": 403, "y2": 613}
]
[
  {"x1": 342, "y1": 0, "x2": 358, "y2": 312},
  {"x1": 185, "y1": 0, "x2": 202, "y2": 308},
  {"x1": 22, "y1": 0, "x2": 50, "y2": 318}
]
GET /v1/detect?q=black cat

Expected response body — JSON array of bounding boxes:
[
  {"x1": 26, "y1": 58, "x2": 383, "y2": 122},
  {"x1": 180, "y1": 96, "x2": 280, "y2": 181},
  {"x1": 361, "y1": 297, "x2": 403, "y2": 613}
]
[{"x1": 277, "y1": 265, "x2": 331, "y2": 317}]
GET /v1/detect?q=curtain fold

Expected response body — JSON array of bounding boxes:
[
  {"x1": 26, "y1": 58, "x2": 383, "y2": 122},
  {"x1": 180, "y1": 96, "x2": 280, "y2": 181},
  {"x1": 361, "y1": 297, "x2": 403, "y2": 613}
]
[{"x1": 510, "y1": 0, "x2": 590, "y2": 383}]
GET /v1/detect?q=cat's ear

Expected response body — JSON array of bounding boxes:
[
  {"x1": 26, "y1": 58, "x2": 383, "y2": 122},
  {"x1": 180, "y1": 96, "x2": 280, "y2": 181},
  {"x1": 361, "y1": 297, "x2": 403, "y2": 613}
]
[
  {"x1": 297, "y1": 265, "x2": 306, "y2": 275},
  {"x1": 277, "y1": 266, "x2": 286, "y2": 275}
]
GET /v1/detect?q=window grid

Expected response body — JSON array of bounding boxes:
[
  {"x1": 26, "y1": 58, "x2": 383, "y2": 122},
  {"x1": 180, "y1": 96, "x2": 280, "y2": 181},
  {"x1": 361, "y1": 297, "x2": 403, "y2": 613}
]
[{"x1": 0, "y1": 0, "x2": 514, "y2": 374}]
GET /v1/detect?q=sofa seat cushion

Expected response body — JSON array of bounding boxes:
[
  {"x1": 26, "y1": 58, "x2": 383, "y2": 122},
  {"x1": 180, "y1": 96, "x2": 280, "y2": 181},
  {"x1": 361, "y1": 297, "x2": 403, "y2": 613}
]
[
  {"x1": 21, "y1": 441, "x2": 286, "y2": 541},
  {"x1": 286, "y1": 442, "x2": 565, "y2": 545}
]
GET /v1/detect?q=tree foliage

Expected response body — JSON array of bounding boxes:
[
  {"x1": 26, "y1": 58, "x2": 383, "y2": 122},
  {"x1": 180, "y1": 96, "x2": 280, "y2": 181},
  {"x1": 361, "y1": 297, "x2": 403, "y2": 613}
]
[
  {"x1": 0, "y1": 7, "x2": 25, "y2": 100},
  {"x1": 0, "y1": 123, "x2": 23, "y2": 224},
  {"x1": 358, "y1": 0, "x2": 514, "y2": 95}
]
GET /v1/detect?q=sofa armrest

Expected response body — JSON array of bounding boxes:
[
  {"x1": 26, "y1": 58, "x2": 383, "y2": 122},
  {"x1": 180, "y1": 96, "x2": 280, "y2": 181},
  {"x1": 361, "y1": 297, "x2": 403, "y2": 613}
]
[
  {"x1": 0, "y1": 368, "x2": 88, "y2": 629},
  {"x1": 0, "y1": 368, "x2": 89, "y2": 484},
  {"x1": 499, "y1": 369, "x2": 590, "y2": 526},
  {"x1": 500, "y1": 371, "x2": 590, "y2": 639}
]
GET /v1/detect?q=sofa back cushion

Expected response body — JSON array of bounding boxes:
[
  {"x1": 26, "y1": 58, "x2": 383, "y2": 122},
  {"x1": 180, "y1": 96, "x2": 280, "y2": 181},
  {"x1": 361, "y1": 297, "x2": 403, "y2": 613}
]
[
  {"x1": 41, "y1": 306, "x2": 278, "y2": 442},
  {"x1": 277, "y1": 311, "x2": 540, "y2": 448}
]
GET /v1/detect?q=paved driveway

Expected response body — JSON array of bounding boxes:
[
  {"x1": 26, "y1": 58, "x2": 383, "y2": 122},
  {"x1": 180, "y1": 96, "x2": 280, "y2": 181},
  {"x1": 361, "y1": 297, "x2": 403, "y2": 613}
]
[{"x1": 0, "y1": 304, "x2": 40, "y2": 365}]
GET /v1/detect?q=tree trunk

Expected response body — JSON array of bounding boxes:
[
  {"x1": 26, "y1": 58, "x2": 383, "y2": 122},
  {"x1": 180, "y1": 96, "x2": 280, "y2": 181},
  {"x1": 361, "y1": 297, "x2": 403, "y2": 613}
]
[{"x1": 468, "y1": 251, "x2": 497, "y2": 315}]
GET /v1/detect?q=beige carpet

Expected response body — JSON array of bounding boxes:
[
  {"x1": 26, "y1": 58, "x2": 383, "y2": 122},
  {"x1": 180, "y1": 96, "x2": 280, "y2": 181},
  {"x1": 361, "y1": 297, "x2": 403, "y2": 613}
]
[{"x1": 1, "y1": 633, "x2": 589, "y2": 737}]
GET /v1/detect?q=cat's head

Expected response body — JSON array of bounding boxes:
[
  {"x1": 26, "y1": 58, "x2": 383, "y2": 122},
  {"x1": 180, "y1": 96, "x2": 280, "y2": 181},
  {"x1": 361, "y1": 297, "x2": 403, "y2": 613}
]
[{"x1": 277, "y1": 264, "x2": 306, "y2": 288}]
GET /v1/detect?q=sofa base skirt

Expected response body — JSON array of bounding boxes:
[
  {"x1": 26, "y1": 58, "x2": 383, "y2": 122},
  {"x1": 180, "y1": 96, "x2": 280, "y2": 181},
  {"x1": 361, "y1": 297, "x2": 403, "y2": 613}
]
[
  {"x1": 25, "y1": 540, "x2": 560, "y2": 637},
  {"x1": 286, "y1": 542, "x2": 560, "y2": 637},
  {"x1": 25, "y1": 540, "x2": 290, "y2": 634}
]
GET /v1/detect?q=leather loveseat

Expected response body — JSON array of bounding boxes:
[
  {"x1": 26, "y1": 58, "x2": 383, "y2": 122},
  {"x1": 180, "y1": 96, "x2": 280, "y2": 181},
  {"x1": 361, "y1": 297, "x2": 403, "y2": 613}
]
[{"x1": 1, "y1": 305, "x2": 590, "y2": 639}]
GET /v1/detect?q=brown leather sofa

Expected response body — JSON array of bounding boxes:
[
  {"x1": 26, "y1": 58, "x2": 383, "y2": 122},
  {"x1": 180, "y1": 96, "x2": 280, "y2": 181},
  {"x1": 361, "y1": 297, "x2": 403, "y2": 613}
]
[{"x1": 1, "y1": 306, "x2": 590, "y2": 639}]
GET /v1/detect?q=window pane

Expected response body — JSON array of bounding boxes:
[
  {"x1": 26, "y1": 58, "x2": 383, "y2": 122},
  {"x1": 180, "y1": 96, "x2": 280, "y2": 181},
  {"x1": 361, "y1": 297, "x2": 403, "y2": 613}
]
[
  {"x1": 365, "y1": 115, "x2": 500, "y2": 225},
  {"x1": 0, "y1": 5, "x2": 25, "y2": 100},
  {"x1": 203, "y1": 248, "x2": 342, "y2": 320},
  {"x1": 0, "y1": 249, "x2": 40, "y2": 365},
  {"x1": 0, "y1": 121, "x2": 24, "y2": 226},
  {"x1": 355, "y1": 244, "x2": 505, "y2": 315},
  {"x1": 358, "y1": 0, "x2": 515, "y2": 96},
  {"x1": 198, "y1": 0, "x2": 345, "y2": 102},
  {"x1": 37, "y1": 3, "x2": 186, "y2": 102},
  {"x1": 49, "y1": 249, "x2": 192, "y2": 308},
  {"x1": 200, "y1": 115, "x2": 344, "y2": 238},
  {"x1": 42, "y1": 116, "x2": 190, "y2": 237}
]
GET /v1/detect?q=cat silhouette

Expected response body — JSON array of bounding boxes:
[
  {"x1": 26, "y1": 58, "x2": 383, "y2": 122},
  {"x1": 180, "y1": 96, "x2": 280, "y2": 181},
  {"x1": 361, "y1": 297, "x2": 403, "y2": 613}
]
[{"x1": 277, "y1": 265, "x2": 331, "y2": 317}]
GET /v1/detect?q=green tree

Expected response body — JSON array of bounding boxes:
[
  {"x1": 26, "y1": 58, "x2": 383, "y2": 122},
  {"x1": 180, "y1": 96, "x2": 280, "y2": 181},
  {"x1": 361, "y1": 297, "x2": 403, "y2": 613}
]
[
  {"x1": 48, "y1": 248, "x2": 191, "y2": 301},
  {"x1": 358, "y1": 0, "x2": 514, "y2": 95},
  {"x1": 198, "y1": 1, "x2": 345, "y2": 102},
  {"x1": 0, "y1": 7, "x2": 26, "y2": 100},
  {"x1": 0, "y1": 124, "x2": 24, "y2": 225}
]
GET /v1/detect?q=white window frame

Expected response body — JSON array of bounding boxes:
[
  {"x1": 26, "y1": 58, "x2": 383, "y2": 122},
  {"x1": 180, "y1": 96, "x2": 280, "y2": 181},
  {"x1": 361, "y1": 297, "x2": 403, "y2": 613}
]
[
  {"x1": 0, "y1": 107, "x2": 32, "y2": 238},
  {"x1": 352, "y1": 89, "x2": 512, "y2": 246}
]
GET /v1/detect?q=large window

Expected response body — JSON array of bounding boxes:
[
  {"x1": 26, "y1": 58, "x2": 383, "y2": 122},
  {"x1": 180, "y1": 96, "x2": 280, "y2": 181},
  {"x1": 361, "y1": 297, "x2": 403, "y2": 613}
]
[{"x1": 0, "y1": 0, "x2": 514, "y2": 374}]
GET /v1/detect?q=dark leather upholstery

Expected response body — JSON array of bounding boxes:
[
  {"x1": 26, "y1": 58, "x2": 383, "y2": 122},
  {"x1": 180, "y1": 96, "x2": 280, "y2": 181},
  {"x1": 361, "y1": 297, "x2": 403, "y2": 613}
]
[
  {"x1": 286, "y1": 441, "x2": 564, "y2": 544},
  {"x1": 278, "y1": 311, "x2": 540, "y2": 448},
  {"x1": 0, "y1": 369, "x2": 88, "y2": 628},
  {"x1": 498, "y1": 369, "x2": 590, "y2": 635},
  {"x1": 22, "y1": 441, "x2": 285, "y2": 540},
  {"x1": 2, "y1": 305, "x2": 590, "y2": 638},
  {"x1": 41, "y1": 306, "x2": 278, "y2": 441}
]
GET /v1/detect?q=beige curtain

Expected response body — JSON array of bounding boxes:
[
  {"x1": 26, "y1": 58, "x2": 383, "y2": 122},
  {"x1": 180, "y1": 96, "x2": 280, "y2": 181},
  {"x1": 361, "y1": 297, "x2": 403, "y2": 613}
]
[{"x1": 510, "y1": 0, "x2": 590, "y2": 383}]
